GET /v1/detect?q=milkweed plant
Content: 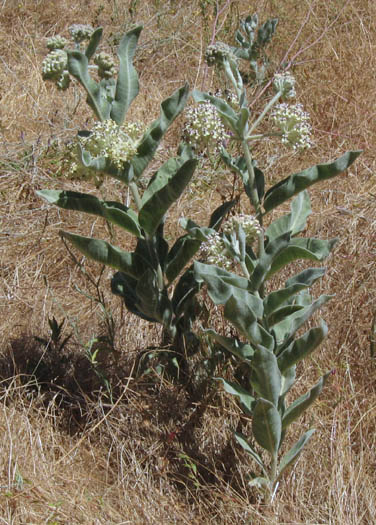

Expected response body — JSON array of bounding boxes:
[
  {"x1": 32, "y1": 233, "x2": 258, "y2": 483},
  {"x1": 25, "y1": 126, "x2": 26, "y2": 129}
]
[{"x1": 38, "y1": 16, "x2": 361, "y2": 501}]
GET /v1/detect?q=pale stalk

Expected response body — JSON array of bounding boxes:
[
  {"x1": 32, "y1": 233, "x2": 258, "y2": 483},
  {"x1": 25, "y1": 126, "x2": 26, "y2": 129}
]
[{"x1": 247, "y1": 90, "x2": 283, "y2": 136}]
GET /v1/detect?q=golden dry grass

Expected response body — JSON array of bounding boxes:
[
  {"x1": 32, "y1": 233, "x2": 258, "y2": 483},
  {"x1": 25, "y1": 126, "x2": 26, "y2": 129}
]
[{"x1": 0, "y1": 0, "x2": 375, "y2": 523}]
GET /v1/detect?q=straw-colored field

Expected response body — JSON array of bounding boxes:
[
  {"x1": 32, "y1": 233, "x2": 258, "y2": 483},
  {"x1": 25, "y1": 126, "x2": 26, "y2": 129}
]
[{"x1": 0, "y1": 1, "x2": 375, "y2": 523}]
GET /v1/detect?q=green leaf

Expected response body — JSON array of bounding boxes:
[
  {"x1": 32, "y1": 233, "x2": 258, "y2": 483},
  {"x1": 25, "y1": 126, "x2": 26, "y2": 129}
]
[
  {"x1": 209, "y1": 199, "x2": 238, "y2": 230},
  {"x1": 277, "y1": 429, "x2": 315, "y2": 479},
  {"x1": 224, "y1": 295, "x2": 274, "y2": 351},
  {"x1": 282, "y1": 373, "x2": 330, "y2": 430},
  {"x1": 131, "y1": 85, "x2": 190, "y2": 179},
  {"x1": 257, "y1": 18, "x2": 278, "y2": 46},
  {"x1": 279, "y1": 365, "x2": 296, "y2": 398},
  {"x1": 67, "y1": 51, "x2": 110, "y2": 121},
  {"x1": 273, "y1": 294, "x2": 333, "y2": 346},
  {"x1": 171, "y1": 267, "x2": 200, "y2": 318},
  {"x1": 85, "y1": 27, "x2": 103, "y2": 61},
  {"x1": 77, "y1": 144, "x2": 133, "y2": 184},
  {"x1": 285, "y1": 267, "x2": 326, "y2": 288},
  {"x1": 263, "y1": 151, "x2": 362, "y2": 213},
  {"x1": 265, "y1": 191, "x2": 311, "y2": 241},
  {"x1": 277, "y1": 320, "x2": 328, "y2": 373},
  {"x1": 204, "y1": 329, "x2": 254, "y2": 361},
  {"x1": 111, "y1": 272, "x2": 157, "y2": 322},
  {"x1": 217, "y1": 378, "x2": 255, "y2": 415},
  {"x1": 37, "y1": 190, "x2": 142, "y2": 237},
  {"x1": 135, "y1": 268, "x2": 172, "y2": 325},
  {"x1": 267, "y1": 238, "x2": 337, "y2": 278},
  {"x1": 250, "y1": 347, "x2": 281, "y2": 405},
  {"x1": 139, "y1": 158, "x2": 197, "y2": 235},
  {"x1": 252, "y1": 398, "x2": 281, "y2": 455},
  {"x1": 59, "y1": 231, "x2": 145, "y2": 279},
  {"x1": 234, "y1": 432, "x2": 265, "y2": 472},
  {"x1": 263, "y1": 283, "x2": 311, "y2": 318},
  {"x1": 267, "y1": 304, "x2": 305, "y2": 327},
  {"x1": 165, "y1": 235, "x2": 201, "y2": 283},
  {"x1": 194, "y1": 262, "x2": 251, "y2": 304},
  {"x1": 249, "y1": 232, "x2": 291, "y2": 292},
  {"x1": 180, "y1": 219, "x2": 216, "y2": 241},
  {"x1": 110, "y1": 26, "x2": 142, "y2": 124}
]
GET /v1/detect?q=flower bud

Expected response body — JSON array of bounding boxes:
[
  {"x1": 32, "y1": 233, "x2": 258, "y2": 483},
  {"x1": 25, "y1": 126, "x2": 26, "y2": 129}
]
[
  {"x1": 46, "y1": 35, "x2": 69, "y2": 50},
  {"x1": 205, "y1": 42, "x2": 237, "y2": 67},
  {"x1": 68, "y1": 24, "x2": 93, "y2": 44},
  {"x1": 94, "y1": 52, "x2": 117, "y2": 79},
  {"x1": 273, "y1": 72, "x2": 296, "y2": 100},
  {"x1": 42, "y1": 49, "x2": 68, "y2": 81}
]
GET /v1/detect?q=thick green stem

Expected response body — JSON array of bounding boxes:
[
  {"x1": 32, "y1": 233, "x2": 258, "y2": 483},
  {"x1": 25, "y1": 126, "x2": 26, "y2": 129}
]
[{"x1": 241, "y1": 139, "x2": 262, "y2": 221}]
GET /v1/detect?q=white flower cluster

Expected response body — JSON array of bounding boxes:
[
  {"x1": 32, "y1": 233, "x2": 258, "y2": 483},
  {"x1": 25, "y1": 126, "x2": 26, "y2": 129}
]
[
  {"x1": 272, "y1": 103, "x2": 312, "y2": 150},
  {"x1": 205, "y1": 42, "x2": 237, "y2": 66},
  {"x1": 183, "y1": 101, "x2": 230, "y2": 153},
  {"x1": 222, "y1": 214, "x2": 262, "y2": 243},
  {"x1": 273, "y1": 72, "x2": 296, "y2": 99},
  {"x1": 68, "y1": 24, "x2": 93, "y2": 43},
  {"x1": 94, "y1": 52, "x2": 117, "y2": 79},
  {"x1": 199, "y1": 232, "x2": 232, "y2": 269},
  {"x1": 46, "y1": 35, "x2": 68, "y2": 50},
  {"x1": 42, "y1": 49, "x2": 70, "y2": 89},
  {"x1": 65, "y1": 120, "x2": 144, "y2": 184}
]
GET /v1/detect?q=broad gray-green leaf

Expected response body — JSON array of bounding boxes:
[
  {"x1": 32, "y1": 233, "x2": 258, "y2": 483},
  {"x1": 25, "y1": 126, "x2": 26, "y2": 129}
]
[
  {"x1": 135, "y1": 268, "x2": 172, "y2": 325},
  {"x1": 131, "y1": 84, "x2": 189, "y2": 178},
  {"x1": 250, "y1": 347, "x2": 281, "y2": 405},
  {"x1": 85, "y1": 27, "x2": 103, "y2": 61},
  {"x1": 282, "y1": 373, "x2": 330, "y2": 430},
  {"x1": 110, "y1": 26, "x2": 142, "y2": 124},
  {"x1": 285, "y1": 267, "x2": 326, "y2": 288},
  {"x1": 216, "y1": 378, "x2": 255, "y2": 415},
  {"x1": 234, "y1": 432, "x2": 265, "y2": 471},
  {"x1": 265, "y1": 190, "x2": 311, "y2": 241},
  {"x1": 267, "y1": 238, "x2": 337, "y2": 278},
  {"x1": 263, "y1": 151, "x2": 362, "y2": 213},
  {"x1": 249, "y1": 232, "x2": 291, "y2": 292},
  {"x1": 280, "y1": 365, "x2": 296, "y2": 397},
  {"x1": 67, "y1": 51, "x2": 110, "y2": 121},
  {"x1": 224, "y1": 295, "x2": 274, "y2": 351},
  {"x1": 179, "y1": 219, "x2": 216, "y2": 241},
  {"x1": 277, "y1": 320, "x2": 328, "y2": 373},
  {"x1": 37, "y1": 190, "x2": 142, "y2": 237},
  {"x1": 209, "y1": 199, "x2": 238, "y2": 230},
  {"x1": 252, "y1": 398, "x2": 281, "y2": 455},
  {"x1": 277, "y1": 429, "x2": 315, "y2": 479},
  {"x1": 59, "y1": 231, "x2": 145, "y2": 279},
  {"x1": 139, "y1": 158, "x2": 197, "y2": 235},
  {"x1": 263, "y1": 284, "x2": 309, "y2": 318},
  {"x1": 165, "y1": 235, "x2": 201, "y2": 283},
  {"x1": 194, "y1": 262, "x2": 251, "y2": 303},
  {"x1": 204, "y1": 329, "x2": 254, "y2": 361},
  {"x1": 267, "y1": 304, "x2": 305, "y2": 327},
  {"x1": 273, "y1": 294, "x2": 332, "y2": 346}
]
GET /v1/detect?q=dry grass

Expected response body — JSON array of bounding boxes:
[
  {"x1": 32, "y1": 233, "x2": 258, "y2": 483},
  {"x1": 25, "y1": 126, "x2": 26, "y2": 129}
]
[{"x1": 0, "y1": 0, "x2": 375, "y2": 523}]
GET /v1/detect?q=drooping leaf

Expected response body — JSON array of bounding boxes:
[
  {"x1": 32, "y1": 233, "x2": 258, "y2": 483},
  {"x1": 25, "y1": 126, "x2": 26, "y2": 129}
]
[
  {"x1": 263, "y1": 151, "x2": 362, "y2": 213},
  {"x1": 279, "y1": 365, "x2": 296, "y2": 398},
  {"x1": 277, "y1": 429, "x2": 316, "y2": 479},
  {"x1": 77, "y1": 144, "x2": 134, "y2": 184},
  {"x1": 59, "y1": 231, "x2": 145, "y2": 279},
  {"x1": 282, "y1": 373, "x2": 330, "y2": 430},
  {"x1": 216, "y1": 378, "x2": 255, "y2": 415},
  {"x1": 277, "y1": 320, "x2": 328, "y2": 373},
  {"x1": 139, "y1": 158, "x2": 197, "y2": 235},
  {"x1": 194, "y1": 262, "x2": 251, "y2": 303},
  {"x1": 131, "y1": 84, "x2": 190, "y2": 179},
  {"x1": 265, "y1": 191, "x2": 311, "y2": 241},
  {"x1": 263, "y1": 283, "x2": 310, "y2": 318},
  {"x1": 272, "y1": 294, "x2": 333, "y2": 346},
  {"x1": 110, "y1": 26, "x2": 142, "y2": 124},
  {"x1": 171, "y1": 267, "x2": 200, "y2": 318},
  {"x1": 234, "y1": 432, "x2": 265, "y2": 472},
  {"x1": 37, "y1": 190, "x2": 142, "y2": 237},
  {"x1": 135, "y1": 268, "x2": 172, "y2": 325},
  {"x1": 252, "y1": 398, "x2": 281, "y2": 455},
  {"x1": 180, "y1": 218, "x2": 216, "y2": 241},
  {"x1": 250, "y1": 347, "x2": 281, "y2": 405},
  {"x1": 266, "y1": 304, "x2": 305, "y2": 327},
  {"x1": 285, "y1": 267, "x2": 326, "y2": 288}
]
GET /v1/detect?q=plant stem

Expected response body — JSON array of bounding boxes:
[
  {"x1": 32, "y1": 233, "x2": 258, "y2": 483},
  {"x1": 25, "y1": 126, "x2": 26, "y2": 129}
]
[
  {"x1": 129, "y1": 181, "x2": 142, "y2": 211},
  {"x1": 248, "y1": 90, "x2": 282, "y2": 136}
]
